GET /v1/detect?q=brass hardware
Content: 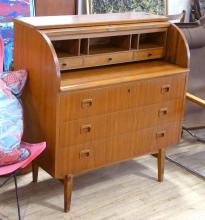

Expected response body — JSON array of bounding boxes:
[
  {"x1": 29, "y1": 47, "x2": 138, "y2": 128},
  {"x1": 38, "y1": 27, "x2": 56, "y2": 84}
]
[
  {"x1": 81, "y1": 98, "x2": 93, "y2": 109},
  {"x1": 79, "y1": 149, "x2": 91, "y2": 159},
  {"x1": 158, "y1": 108, "x2": 168, "y2": 116},
  {"x1": 161, "y1": 84, "x2": 171, "y2": 94},
  {"x1": 156, "y1": 131, "x2": 165, "y2": 138},
  {"x1": 80, "y1": 124, "x2": 92, "y2": 134}
]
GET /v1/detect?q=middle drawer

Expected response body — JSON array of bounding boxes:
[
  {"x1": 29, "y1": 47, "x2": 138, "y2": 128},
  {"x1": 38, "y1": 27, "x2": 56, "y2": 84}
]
[{"x1": 59, "y1": 99, "x2": 183, "y2": 147}]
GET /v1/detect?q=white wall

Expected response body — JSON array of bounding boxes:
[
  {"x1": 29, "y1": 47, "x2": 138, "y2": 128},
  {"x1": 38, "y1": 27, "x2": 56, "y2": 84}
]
[{"x1": 168, "y1": 0, "x2": 191, "y2": 21}]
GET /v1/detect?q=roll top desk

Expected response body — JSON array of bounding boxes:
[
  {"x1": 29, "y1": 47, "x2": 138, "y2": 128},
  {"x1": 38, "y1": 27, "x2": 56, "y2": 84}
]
[{"x1": 14, "y1": 12, "x2": 189, "y2": 212}]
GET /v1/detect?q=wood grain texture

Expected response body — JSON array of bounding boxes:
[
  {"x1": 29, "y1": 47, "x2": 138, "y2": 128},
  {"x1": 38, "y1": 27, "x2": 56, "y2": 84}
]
[
  {"x1": 43, "y1": 23, "x2": 169, "y2": 40},
  {"x1": 165, "y1": 24, "x2": 190, "y2": 68},
  {"x1": 157, "y1": 149, "x2": 165, "y2": 182},
  {"x1": 60, "y1": 61, "x2": 187, "y2": 92},
  {"x1": 35, "y1": 0, "x2": 76, "y2": 16},
  {"x1": 55, "y1": 122, "x2": 180, "y2": 177},
  {"x1": 59, "y1": 100, "x2": 183, "y2": 147},
  {"x1": 15, "y1": 12, "x2": 168, "y2": 30},
  {"x1": 64, "y1": 175, "x2": 73, "y2": 212},
  {"x1": 14, "y1": 22, "x2": 61, "y2": 177}
]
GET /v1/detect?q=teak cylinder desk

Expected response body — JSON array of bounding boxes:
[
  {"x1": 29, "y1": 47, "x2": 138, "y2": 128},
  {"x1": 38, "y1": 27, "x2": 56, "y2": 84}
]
[{"x1": 14, "y1": 12, "x2": 190, "y2": 212}]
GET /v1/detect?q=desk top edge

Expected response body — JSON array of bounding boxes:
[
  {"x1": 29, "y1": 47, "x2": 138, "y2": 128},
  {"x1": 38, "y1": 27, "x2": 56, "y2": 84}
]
[{"x1": 14, "y1": 12, "x2": 168, "y2": 30}]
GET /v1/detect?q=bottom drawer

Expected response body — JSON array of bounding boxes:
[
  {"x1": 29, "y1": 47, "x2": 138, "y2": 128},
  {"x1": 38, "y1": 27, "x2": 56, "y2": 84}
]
[{"x1": 56, "y1": 123, "x2": 180, "y2": 177}]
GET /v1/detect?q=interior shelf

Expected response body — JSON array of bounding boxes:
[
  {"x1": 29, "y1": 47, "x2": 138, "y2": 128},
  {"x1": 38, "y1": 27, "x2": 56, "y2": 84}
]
[
  {"x1": 89, "y1": 45, "x2": 127, "y2": 54},
  {"x1": 52, "y1": 32, "x2": 166, "y2": 58},
  {"x1": 52, "y1": 39, "x2": 80, "y2": 57},
  {"x1": 139, "y1": 32, "x2": 166, "y2": 50},
  {"x1": 88, "y1": 35, "x2": 131, "y2": 55}
]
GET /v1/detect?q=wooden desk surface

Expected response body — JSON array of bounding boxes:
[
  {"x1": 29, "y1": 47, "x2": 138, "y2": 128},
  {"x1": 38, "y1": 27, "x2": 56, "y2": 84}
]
[
  {"x1": 60, "y1": 61, "x2": 188, "y2": 91},
  {"x1": 15, "y1": 12, "x2": 168, "y2": 30}
]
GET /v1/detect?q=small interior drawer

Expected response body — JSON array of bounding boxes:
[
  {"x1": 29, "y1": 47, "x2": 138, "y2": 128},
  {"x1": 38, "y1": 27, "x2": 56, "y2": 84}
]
[
  {"x1": 83, "y1": 51, "x2": 133, "y2": 68},
  {"x1": 133, "y1": 48, "x2": 165, "y2": 61},
  {"x1": 59, "y1": 57, "x2": 83, "y2": 70}
]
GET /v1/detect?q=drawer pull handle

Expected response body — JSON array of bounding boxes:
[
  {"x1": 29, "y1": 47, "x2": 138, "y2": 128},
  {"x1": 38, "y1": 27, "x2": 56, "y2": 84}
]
[
  {"x1": 79, "y1": 149, "x2": 90, "y2": 160},
  {"x1": 161, "y1": 85, "x2": 171, "y2": 94},
  {"x1": 81, "y1": 98, "x2": 93, "y2": 109},
  {"x1": 156, "y1": 132, "x2": 165, "y2": 138},
  {"x1": 108, "y1": 57, "x2": 113, "y2": 62},
  {"x1": 62, "y1": 63, "x2": 67, "y2": 67},
  {"x1": 148, "y1": 53, "x2": 152, "y2": 57},
  {"x1": 158, "y1": 108, "x2": 168, "y2": 116},
  {"x1": 80, "y1": 124, "x2": 92, "y2": 134}
]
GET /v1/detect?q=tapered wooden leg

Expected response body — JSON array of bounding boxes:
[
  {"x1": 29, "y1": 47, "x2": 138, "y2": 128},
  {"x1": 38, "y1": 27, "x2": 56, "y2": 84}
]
[
  {"x1": 64, "y1": 175, "x2": 73, "y2": 213},
  {"x1": 32, "y1": 161, "x2": 38, "y2": 183},
  {"x1": 157, "y1": 149, "x2": 165, "y2": 182}
]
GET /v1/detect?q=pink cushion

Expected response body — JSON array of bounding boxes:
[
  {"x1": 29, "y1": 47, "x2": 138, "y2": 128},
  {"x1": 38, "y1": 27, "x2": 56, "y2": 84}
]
[{"x1": 0, "y1": 142, "x2": 46, "y2": 176}]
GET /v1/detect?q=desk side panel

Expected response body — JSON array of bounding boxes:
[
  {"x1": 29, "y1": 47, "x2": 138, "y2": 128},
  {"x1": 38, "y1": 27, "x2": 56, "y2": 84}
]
[
  {"x1": 14, "y1": 22, "x2": 61, "y2": 177},
  {"x1": 165, "y1": 24, "x2": 190, "y2": 68}
]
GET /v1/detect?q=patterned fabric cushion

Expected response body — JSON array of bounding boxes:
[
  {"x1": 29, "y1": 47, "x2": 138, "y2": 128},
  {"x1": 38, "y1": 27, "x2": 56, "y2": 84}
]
[
  {"x1": 0, "y1": 70, "x2": 30, "y2": 166},
  {"x1": 0, "y1": 37, "x2": 3, "y2": 72}
]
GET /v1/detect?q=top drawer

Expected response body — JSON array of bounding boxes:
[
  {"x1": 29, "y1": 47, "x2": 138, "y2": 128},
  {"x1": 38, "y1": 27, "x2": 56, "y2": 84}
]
[{"x1": 60, "y1": 74, "x2": 186, "y2": 121}]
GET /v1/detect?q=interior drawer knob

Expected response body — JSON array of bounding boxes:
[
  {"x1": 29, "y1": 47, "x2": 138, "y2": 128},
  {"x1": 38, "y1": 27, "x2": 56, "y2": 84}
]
[
  {"x1": 79, "y1": 149, "x2": 91, "y2": 160},
  {"x1": 80, "y1": 124, "x2": 92, "y2": 134},
  {"x1": 148, "y1": 53, "x2": 152, "y2": 57},
  {"x1": 156, "y1": 131, "x2": 165, "y2": 138},
  {"x1": 158, "y1": 108, "x2": 168, "y2": 116},
  {"x1": 161, "y1": 85, "x2": 171, "y2": 94},
  {"x1": 81, "y1": 98, "x2": 93, "y2": 109},
  {"x1": 62, "y1": 63, "x2": 67, "y2": 67},
  {"x1": 108, "y1": 57, "x2": 113, "y2": 62}
]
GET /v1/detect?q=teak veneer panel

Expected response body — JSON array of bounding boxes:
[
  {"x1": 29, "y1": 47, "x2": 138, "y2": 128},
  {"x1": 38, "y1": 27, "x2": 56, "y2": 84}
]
[
  {"x1": 15, "y1": 12, "x2": 168, "y2": 30},
  {"x1": 60, "y1": 74, "x2": 186, "y2": 121},
  {"x1": 59, "y1": 100, "x2": 183, "y2": 147},
  {"x1": 60, "y1": 61, "x2": 187, "y2": 91},
  {"x1": 56, "y1": 122, "x2": 180, "y2": 177},
  {"x1": 35, "y1": 0, "x2": 76, "y2": 16},
  {"x1": 43, "y1": 23, "x2": 169, "y2": 41}
]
